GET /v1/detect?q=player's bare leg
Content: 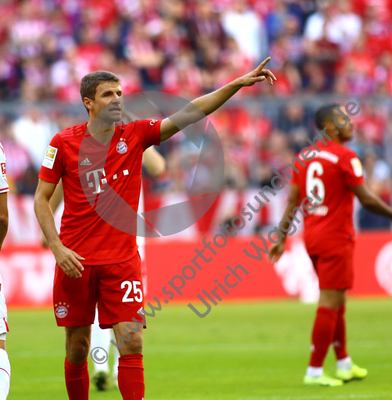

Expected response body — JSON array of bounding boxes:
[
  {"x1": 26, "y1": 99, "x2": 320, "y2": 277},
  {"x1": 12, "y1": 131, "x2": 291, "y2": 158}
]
[
  {"x1": 65, "y1": 325, "x2": 91, "y2": 400},
  {"x1": 318, "y1": 289, "x2": 346, "y2": 310},
  {"x1": 112, "y1": 321, "x2": 144, "y2": 400},
  {"x1": 0, "y1": 340, "x2": 10, "y2": 400}
]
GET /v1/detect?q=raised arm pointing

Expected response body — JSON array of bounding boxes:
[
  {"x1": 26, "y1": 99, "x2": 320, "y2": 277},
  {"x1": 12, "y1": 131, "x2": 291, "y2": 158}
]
[{"x1": 160, "y1": 57, "x2": 277, "y2": 142}]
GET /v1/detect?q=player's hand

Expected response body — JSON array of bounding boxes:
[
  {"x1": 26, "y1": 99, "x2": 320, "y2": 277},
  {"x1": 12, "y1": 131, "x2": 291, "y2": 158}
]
[
  {"x1": 52, "y1": 244, "x2": 85, "y2": 278},
  {"x1": 236, "y1": 57, "x2": 277, "y2": 87},
  {"x1": 268, "y1": 241, "x2": 285, "y2": 264}
]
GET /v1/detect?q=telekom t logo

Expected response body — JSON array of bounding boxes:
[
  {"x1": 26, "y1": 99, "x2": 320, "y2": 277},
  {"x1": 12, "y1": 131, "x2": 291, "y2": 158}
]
[{"x1": 86, "y1": 168, "x2": 106, "y2": 194}]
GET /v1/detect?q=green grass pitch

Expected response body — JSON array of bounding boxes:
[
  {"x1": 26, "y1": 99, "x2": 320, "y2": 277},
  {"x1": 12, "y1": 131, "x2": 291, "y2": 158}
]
[{"x1": 7, "y1": 298, "x2": 392, "y2": 400}]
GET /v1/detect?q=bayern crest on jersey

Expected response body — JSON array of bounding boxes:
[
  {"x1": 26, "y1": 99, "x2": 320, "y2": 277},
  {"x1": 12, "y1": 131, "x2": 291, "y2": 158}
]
[
  {"x1": 55, "y1": 305, "x2": 68, "y2": 319},
  {"x1": 116, "y1": 140, "x2": 128, "y2": 154}
]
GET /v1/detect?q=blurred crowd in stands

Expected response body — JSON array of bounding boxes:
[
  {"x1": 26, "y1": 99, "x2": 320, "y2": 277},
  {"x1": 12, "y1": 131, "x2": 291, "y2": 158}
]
[{"x1": 0, "y1": 0, "x2": 391, "y2": 230}]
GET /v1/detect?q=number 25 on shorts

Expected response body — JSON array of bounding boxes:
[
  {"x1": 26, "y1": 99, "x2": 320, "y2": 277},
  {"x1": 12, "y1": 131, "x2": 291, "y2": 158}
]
[{"x1": 121, "y1": 280, "x2": 143, "y2": 303}]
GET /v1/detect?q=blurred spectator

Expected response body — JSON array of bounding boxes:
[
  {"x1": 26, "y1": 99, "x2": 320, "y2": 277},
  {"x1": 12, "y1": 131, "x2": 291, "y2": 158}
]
[
  {"x1": 355, "y1": 103, "x2": 386, "y2": 147},
  {"x1": 16, "y1": 164, "x2": 39, "y2": 194},
  {"x1": 304, "y1": 0, "x2": 362, "y2": 51},
  {"x1": 0, "y1": 115, "x2": 31, "y2": 189},
  {"x1": 188, "y1": 1, "x2": 226, "y2": 51},
  {"x1": 0, "y1": 44, "x2": 21, "y2": 99},
  {"x1": 10, "y1": 1, "x2": 49, "y2": 60},
  {"x1": 12, "y1": 108, "x2": 58, "y2": 172},
  {"x1": 162, "y1": 48, "x2": 202, "y2": 97},
  {"x1": 125, "y1": 21, "x2": 164, "y2": 88},
  {"x1": 222, "y1": 138, "x2": 249, "y2": 189},
  {"x1": 302, "y1": 60, "x2": 329, "y2": 93},
  {"x1": 374, "y1": 51, "x2": 392, "y2": 94},
  {"x1": 51, "y1": 47, "x2": 85, "y2": 102},
  {"x1": 335, "y1": 33, "x2": 376, "y2": 96},
  {"x1": 221, "y1": 0, "x2": 267, "y2": 63},
  {"x1": 359, "y1": 149, "x2": 392, "y2": 229},
  {"x1": 277, "y1": 103, "x2": 311, "y2": 151}
]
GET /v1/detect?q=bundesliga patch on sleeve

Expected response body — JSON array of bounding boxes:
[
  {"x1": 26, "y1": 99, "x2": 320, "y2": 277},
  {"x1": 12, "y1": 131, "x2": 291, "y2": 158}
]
[
  {"x1": 42, "y1": 145, "x2": 58, "y2": 169},
  {"x1": 350, "y1": 157, "x2": 363, "y2": 177}
]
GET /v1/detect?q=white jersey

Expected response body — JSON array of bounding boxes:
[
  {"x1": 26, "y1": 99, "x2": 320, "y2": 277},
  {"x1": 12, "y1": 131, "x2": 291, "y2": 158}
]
[
  {"x1": 0, "y1": 143, "x2": 9, "y2": 335},
  {"x1": 0, "y1": 144, "x2": 9, "y2": 194}
]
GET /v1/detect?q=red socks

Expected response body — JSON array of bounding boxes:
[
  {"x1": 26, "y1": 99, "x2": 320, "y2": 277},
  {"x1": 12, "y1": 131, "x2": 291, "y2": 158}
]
[
  {"x1": 64, "y1": 358, "x2": 89, "y2": 400},
  {"x1": 63, "y1": 354, "x2": 144, "y2": 400},
  {"x1": 118, "y1": 354, "x2": 145, "y2": 400},
  {"x1": 309, "y1": 307, "x2": 338, "y2": 367},
  {"x1": 333, "y1": 305, "x2": 349, "y2": 360}
]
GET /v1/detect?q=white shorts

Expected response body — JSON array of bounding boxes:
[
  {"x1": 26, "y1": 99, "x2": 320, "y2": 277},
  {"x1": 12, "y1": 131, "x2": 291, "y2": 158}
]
[{"x1": 0, "y1": 274, "x2": 9, "y2": 336}]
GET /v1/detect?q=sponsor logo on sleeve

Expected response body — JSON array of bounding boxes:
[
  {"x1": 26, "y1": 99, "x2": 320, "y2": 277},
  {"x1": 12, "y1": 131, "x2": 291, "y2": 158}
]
[
  {"x1": 149, "y1": 118, "x2": 157, "y2": 126},
  {"x1": 1, "y1": 163, "x2": 5, "y2": 176},
  {"x1": 43, "y1": 145, "x2": 58, "y2": 169},
  {"x1": 350, "y1": 157, "x2": 363, "y2": 177}
]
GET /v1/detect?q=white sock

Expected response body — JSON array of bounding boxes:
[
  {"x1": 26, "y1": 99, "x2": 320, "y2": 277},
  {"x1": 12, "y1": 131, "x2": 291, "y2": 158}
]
[
  {"x1": 0, "y1": 348, "x2": 10, "y2": 400},
  {"x1": 337, "y1": 356, "x2": 353, "y2": 371},
  {"x1": 112, "y1": 335, "x2": 119, "y2": 377},
  {"x1": 91, "y1": 313, "x2": 111, "y2": 373},
  {"x1": 306, "y1": 366, "x2": 323, "y2": 378}
]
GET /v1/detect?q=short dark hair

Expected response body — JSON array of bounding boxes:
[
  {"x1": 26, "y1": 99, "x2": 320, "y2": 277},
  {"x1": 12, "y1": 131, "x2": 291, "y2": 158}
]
[
  {"x1": 80, "y1": 71, "x2": 121, "y2": 113},
  {"x1": 315, "y1": 103, "x2": 340, "y2": 130}
]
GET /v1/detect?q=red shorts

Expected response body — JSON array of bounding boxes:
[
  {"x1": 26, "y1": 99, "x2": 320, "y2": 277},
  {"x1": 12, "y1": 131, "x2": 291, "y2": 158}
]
[
  {"x1": 53, "y1": 252, "x2": 145, "y2": 329},
  {"x1": 308, "y1": 241, "x2": 354, "y2": 290}
]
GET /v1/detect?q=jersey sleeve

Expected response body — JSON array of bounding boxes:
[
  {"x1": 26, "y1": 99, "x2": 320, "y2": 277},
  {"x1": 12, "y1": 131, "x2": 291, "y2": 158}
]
[
  {"x1": 38, "y1": 134, "x2": 64, "y2": 184},
  {"x1": 134, "y1": 119, "x2": 162, "y2": 150},
  {"x1": 0, "y1": 144, "x2": 9, "y2": 193},
  {"x1": 341, "y1": 152, "x2": 365, "y2": 187}
]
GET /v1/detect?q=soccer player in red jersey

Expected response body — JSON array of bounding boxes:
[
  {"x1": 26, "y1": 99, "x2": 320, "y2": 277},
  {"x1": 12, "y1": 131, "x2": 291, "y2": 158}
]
[
  {"x1": 40, "y1": 146, "x2": 166, "y2": 392},
  {"x1": 34, "y1": 60, "x2": 276, "y2": 400},
  {"x1": 269, "y1": 104, "x2": 392, "y2": 386}
]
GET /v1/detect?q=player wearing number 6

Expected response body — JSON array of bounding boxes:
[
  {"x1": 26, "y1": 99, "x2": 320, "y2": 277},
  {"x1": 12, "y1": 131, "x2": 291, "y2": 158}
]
[{"x1": 269, "y1": 104, "x2": 392, "y2": 386}]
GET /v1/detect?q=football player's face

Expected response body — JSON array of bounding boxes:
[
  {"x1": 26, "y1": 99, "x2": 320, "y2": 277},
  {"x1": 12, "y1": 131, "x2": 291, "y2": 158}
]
[
  {"x1": 335, "y1": 106, "x2": 354, "y2": 141},
  {"x1": 89, "y1": 81, "x2": 123, "y2": 122}
]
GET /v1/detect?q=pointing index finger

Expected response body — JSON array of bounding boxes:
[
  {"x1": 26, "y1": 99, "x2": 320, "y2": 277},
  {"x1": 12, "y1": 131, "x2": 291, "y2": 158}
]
[{"x1": 258, "y1": 57, "x2": 271, "y2": 70}]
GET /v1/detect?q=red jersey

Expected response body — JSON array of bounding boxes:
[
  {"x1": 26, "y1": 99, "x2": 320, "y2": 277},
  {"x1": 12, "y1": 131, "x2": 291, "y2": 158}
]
[
  {"x1": 39, "y1": 119, "x2": 161, "y2": 265},
  {"x1": 292, "y1": 141, "x2": 364, "y2": 252}
]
